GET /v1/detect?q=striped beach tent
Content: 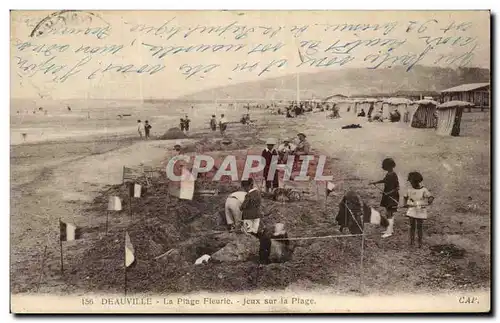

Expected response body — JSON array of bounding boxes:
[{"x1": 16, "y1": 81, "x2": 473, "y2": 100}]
[
  {"x1": 436, "y1": 101, "x2": 473, "y2": 136},
  {"x1": 409, "y1": 99, "x2": 438, "y2": 128}
]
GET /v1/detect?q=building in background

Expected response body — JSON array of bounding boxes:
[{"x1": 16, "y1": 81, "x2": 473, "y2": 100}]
[{"x1": 440, "y1": 83, "x2": 490, "y2": 111}]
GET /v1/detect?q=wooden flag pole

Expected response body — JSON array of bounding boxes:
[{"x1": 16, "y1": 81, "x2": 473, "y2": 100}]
[
  {"x1": 36, "y1": 245, "x2": 48, "y2": 292},
  {"x1": 129, "y1": 194, "x2": 132, "y2": 218},
  {"x1": 58, "y1": 218, "x2": 64, "y2": 275},
  {"x1": 128, "y1": 182, "x2": 133, "y2": 218},
  {"x1": 324, "y1": 182, "x2": 328, "y2": 213},
  {"x1": 124, "y1": 232, "x2": 128, "y2": 296},
  {"x1": 59, "y1": 237, "x2": 64, "y2": 275},
  {"x1": 359, "y1": 230, "x2": 365, "y2": 294},
  {"x1": 105, "y1": 211, "x2": 109, "y2": 234}
]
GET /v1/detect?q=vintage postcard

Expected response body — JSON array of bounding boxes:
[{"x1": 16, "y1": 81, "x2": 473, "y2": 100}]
[{"x1": 10, "y1": 10, "x2": 490, "y2": 313}]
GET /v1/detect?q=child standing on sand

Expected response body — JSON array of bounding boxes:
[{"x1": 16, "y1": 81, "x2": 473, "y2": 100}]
[
  {"x1": 144, "y1": 120, "x2": 152, "y2": 139},
  {"x1": 370, "y1": 158, "x2": 399, "y2": 238},
  {"x1": 137, "y1": 120, "x2": 145, "y2": 139},
  {"x1": 403, "y1": 172, "x2": 434, "y2": 248}
]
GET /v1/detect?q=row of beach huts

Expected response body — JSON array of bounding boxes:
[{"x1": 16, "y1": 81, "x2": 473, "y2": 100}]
[
  {"x1": 326, "y1": 97, "x2": 473, "y2": 137},
  {"x1": 324, "y1": 82, "x2": 490, "y2": 137}
]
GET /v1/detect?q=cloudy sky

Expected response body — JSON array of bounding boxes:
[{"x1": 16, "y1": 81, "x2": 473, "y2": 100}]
[{"x1": 10, "y1": 10, "x2": 490, "y2": 100}]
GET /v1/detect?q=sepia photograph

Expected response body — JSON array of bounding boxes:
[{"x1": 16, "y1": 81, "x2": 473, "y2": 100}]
[{"x1": 9, "y1": 9, "x2": 491, "y2": 313}]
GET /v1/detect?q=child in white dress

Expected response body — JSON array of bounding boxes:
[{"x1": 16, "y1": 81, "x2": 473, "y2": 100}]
[{"x1": 403, "y1": 172, "x2": 434, "y2": 247}]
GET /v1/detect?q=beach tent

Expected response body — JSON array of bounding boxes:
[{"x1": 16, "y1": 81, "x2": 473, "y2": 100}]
[
  {"x1": 409, "y1": 99, "x2": 438, "y2": 128},
  {"x1": 436, "y1": 101, "x2": 473, "y2": 136},
  {"x1": 359, "y1": 98, "x2": 378, "y2": 116},
  {"x1": 352, "y1": 99, "x2": 364, "y2": 114},
  {"x1": 373, "y1": 99, "x2": 384, "y2": 116},
  {"x1": 359, "y1": 98, "x2": 374, "y2": 114},
  {"x1": 335, "y1": 100, "x2": 351, "y2": 112},
  {"x1": 384, "y1": 98, "x2": 413, "y2": 122}
]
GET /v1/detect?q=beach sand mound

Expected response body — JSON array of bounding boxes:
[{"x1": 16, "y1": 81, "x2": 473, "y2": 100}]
[
  {"x1": 65, "y1": 174, "x2": 367, "y2": 294},
  {"x1": 159, "y1": 127, "x2": 187, "y2": 140}
]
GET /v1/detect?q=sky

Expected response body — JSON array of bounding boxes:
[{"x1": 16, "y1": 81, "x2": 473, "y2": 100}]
[{"x1": 10, "y1": 10, "x2": 490, "y2": 100}]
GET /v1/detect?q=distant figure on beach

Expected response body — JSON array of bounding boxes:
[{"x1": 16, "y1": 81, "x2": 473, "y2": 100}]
[
  {"x1": 262, "y1": 138, "x2": 279, "y2": 193},
  {"x1": 184, "y1": 115, "x2": 191, "y2": 133},
  {"x1": 219, "y1": 114, "x2": 228, "y2": 135},
  {"x1": 145, "y1": 120, "x2": 152, "y2": 139},
  {"x1": 373, "y1": 110, "x2": 383, "y2": 122},
  {"x1": 293, "y1": 133, "x2": 310, "y2": 173},
  {"x1": 67, "y1": 106, "x2": 71, "y2": 112},
  {"x1": 21, "y1": 133, "x2": 27, "y2": 141},
  {"x1": 174, "y1": 142, "x2": 183, "y2": 155},
  {"x1": 277, "y1": 138, "x2": 296, "y2": 164},
  {"x1": 137, "y1": 120, "x2": 145, "y2": 138},
  {"x1": 210, "y1": 115, "x2": 217, "y2": 131},
  {"x1": 180, "y1": 117, "x2": 185, "y2": 132},
  {"x1": 390, "y1": 110, "x2": 401, "y2": 122},
  {"x1": 358, "y1": 109, "x2": 366, "y2": 117},
  {"x1": 331, "y1": 104, "x2": 341, "y2": 118}
]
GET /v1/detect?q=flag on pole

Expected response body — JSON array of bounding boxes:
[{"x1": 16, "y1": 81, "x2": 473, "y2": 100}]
[
  {"x1": 326, "y1": 182, "x2": 336, "y2": 196},
  {"x1": 133, "y1": 184, "x2": 141, "y2": 198},
  {"x1": 125, "y1": 232, "x2": 135, "y2": 267},
  {"x1": 362, "y1": 204, "x2": 388, "y2": 227},
  {"x1": 59, "y1": 220, "x2": 82, "y2": 241},
  {"x1": 108, "y1": 196, "x2": 122, "y2": 211}
]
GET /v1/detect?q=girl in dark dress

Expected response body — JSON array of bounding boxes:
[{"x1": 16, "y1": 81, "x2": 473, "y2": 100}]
[{"x1": 370, "y1": 158, "x2": 399, "y2": 238}]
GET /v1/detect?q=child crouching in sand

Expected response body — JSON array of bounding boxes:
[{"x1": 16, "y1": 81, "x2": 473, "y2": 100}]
[{"x1": 404, "y1": 172, "x2": 434, "y2": 248}]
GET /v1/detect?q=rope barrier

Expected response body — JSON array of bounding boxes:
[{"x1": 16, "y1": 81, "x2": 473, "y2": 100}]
[{"x1": 272, "y1": 233, "x2": 363, "y2": 241}]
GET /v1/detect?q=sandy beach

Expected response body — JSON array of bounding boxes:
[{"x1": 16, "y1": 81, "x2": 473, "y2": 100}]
[{"x1": 10, "y1": 101, "x2": 490, "y2": 298}]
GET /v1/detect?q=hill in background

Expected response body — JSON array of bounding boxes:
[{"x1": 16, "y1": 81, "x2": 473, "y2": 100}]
[{"x1": 178, "y1": 66, "x2": 490, "y2": 101}]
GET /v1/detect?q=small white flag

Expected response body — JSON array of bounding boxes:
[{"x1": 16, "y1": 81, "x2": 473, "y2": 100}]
[
  {"x1": 134, "y1": 184, "x2": 141, "y2": 198},
  {"x1": 169, "y1": 167, "x2": 195, "y2": 200},
  {"x1": 108, "y1": 196, "x2": 122, "y2": 211},
  {"x1": 125, "y1": 232, "x2": 135, "y2": 268},
  {"x1": 369, "y1": 207, "x2": 382, "y2": 225},
  {"x1": 326, "y1": 182, "x2": 336, "y2": 196},
  {"x1": 60, "y1": 220, "x2": 82, "y2": 241}
]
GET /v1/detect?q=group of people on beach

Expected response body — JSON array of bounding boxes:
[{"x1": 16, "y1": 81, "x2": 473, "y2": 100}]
[
  {"x1": 260, "y1": 132, "x2": 310, "y2": 192},
  {"x1": 137, "y1": 120, "x2": 152, "y2": 139},
  {"x1": 259, "y1": 134, "x2": 435, "y2": 248},
  {"x1": 180, "y1": 115, "x2": 191, "y2": 133},
  {"x1": 209, "y1": 114, "x2": 228, "y2": 135},
  {"x1": 225, "y1": 155, "x2": 436, "y2": 266},
  {"x1": 370, "y1": 157, "x2": 435, "y2": 247}
]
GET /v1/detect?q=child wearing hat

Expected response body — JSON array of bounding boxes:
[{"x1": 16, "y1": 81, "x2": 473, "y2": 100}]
[
  {"x1": 403, "y1": 172, "x2": 434, "y2": 247},
  {"x1": 261, "y1": 138, "x2": 279, "y2": 192},
  {"x1": 293, "y1": 133, "x2": 310, "y2": 174},
  {"x1": 277, "y1": 138, "x2": 296, "y2": 164}
]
